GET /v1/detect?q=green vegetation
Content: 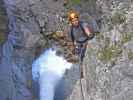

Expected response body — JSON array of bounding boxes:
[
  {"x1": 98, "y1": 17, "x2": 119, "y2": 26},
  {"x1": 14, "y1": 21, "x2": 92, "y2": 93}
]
[
  {"x1": 27, "y1": 79, "x2": 32, "y2": 89},
  {"x1": 111, "y1": 10, "x2": 126, "y2": 25},
  {"x1": 97, "y1": 44, "x2": 122, "y2": 62},
  {"x1": 0, "y1": 1, "x2": 7, "y2": 45},
  {"x1": 95, "y1": 32, "x2": 104, "y2": 42},
  {"x1": 128, "y1": 50, "x2": 133, "y2": 60},
  {"x1": 121, "y1": 32, "x2": 133, "y2": 44},
  {"x1": 71, "y1": 0, "x2": 81, "y2": 4},
  {"x1": 0, "y1": 33, "x2": 5, "y2": 45},
  {"x1": 96, "y1": 32, "x2": 133, "y2": 62}
]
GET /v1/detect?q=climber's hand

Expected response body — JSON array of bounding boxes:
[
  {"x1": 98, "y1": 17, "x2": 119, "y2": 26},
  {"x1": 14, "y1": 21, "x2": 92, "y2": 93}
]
[
  {"x1": 72, "y1": 46, "x2": 78, "y2": 55},
  {"x1": 73, "y1": 41, "x2": 76, "y2": 47}
]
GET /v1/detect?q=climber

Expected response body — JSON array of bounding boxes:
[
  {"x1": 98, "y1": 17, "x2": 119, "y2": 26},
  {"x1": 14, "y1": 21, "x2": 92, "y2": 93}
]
[{"x1": 67, "y1": 9, "x2": 95, "y2": 78}]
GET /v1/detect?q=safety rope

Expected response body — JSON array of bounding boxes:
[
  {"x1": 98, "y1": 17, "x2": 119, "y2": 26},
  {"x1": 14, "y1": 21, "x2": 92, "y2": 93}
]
[
  {"x1": 79, "y1": 46, "x2": 85, "y2": 100},
  {"x1": 79, "y1": 62, "x2": 85, "y2": 100},
  {"x1": 74, "y1": 42, "x2": 88, "y2": 100}
]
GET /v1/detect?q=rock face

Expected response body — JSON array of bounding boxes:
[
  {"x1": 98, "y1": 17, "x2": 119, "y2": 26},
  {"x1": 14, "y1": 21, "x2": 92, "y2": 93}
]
[
  {"x1": 0, "y1": 0, "x2": 133, "y2": 100},
  {"x1": 68, "y1": 0, "x2": 133, "y2": 100},
  {"x1": 0, "y1": 0, "x2": 7, "y2": 61}
]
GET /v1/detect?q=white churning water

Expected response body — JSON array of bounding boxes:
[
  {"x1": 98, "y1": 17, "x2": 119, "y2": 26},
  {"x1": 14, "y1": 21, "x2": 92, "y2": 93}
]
[{"x1": 32, "y1": 48, "x2": 72, "y2": 100}]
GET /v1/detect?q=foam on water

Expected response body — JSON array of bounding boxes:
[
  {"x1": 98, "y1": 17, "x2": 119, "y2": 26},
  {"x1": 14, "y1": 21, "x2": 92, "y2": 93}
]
[{"x1": 32, "y1": 48, "x2": 72, "y2": 100}]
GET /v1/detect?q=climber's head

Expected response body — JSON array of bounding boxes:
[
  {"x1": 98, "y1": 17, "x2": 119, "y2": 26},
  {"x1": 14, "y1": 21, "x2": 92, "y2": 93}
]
[{"x1": 68, "y1": 9, "x2": 79, "y2": 26}]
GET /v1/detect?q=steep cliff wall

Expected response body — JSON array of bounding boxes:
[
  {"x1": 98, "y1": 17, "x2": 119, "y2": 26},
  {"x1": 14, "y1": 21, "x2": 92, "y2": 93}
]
[
  {"x1": 0, "y1": 0, "x2": 133, "y2": 100},
  {"x1": 68, "y1": 0, "x2": 133, "y2": 100}
]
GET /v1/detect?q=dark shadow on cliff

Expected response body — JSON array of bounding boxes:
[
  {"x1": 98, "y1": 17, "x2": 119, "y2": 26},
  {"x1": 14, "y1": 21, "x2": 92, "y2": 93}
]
[{"x1": 54, "y1": 63, "x2": 80, "y2": 100}]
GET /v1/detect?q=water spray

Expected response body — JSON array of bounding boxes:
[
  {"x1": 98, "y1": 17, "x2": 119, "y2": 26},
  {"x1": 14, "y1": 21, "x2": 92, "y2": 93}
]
[{"x1": 32, "y1": 48, "x2": 72, "y2": 100}]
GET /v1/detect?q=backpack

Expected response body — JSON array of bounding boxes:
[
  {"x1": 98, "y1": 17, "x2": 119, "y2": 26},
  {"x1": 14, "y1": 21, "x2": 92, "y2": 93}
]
[{"x1": 87, "y1": 19, "x2": 100, "y2": 33}]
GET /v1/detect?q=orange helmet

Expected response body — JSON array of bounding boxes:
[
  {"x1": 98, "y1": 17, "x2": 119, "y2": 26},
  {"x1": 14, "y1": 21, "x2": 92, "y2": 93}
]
[{"x1": 68, "y1": 9, "x2": 79, "y2": 22}]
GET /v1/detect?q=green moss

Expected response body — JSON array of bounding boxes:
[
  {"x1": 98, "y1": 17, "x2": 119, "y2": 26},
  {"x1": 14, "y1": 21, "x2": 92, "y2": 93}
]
[
  {"x1": 111, "y1": 10, "x2": 126, "y2": 25},
  {"x1": 121, "y1": 32, "x2": 133, "y2": 44},
  {"x1": 97, "y1": 44, "x2": 122, "y2": 62},
  {"x1": 95, "y1": 33, "x2": 104, "y2": 42},
  {"x1": 27, "y1": 79, "x2": 32, "y2": 89},
  {"x1": 0, "y1": 33, "x2": 5, "y2": 44},
  {"x1": 0, "y1": 2, "x2": 7, "y2": 45},
  {"x1": 128, "y1": 50, "x2": 133, "y2": 60},
  {"x1": 71, "y1": 0, "x2": 81, "y2": 4}
]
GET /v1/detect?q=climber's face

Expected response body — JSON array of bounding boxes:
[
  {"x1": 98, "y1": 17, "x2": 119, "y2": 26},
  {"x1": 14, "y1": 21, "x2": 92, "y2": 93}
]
[{"x1": 71, "y1": 18, "x2": 79, "y2": 26}]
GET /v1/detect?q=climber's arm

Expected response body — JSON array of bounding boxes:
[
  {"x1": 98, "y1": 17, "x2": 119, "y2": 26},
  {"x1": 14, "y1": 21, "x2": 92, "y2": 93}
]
[
  {"x1": 83, "y1": 23, "x2": 95, "y2": 39},
  {"x1": 84, "y1": 27, "x2": 92, "y2": 37}
]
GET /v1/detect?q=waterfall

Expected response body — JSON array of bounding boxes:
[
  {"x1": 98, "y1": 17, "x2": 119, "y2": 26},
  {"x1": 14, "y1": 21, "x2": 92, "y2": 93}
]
[{"x1": 32, "y1": 48, "x2": 72, "y2": 100}]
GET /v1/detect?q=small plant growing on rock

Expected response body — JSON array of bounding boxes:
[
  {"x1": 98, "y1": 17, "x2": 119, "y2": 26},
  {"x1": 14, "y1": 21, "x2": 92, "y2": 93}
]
[
  {"x1": 0, "y1": 32, "x2": 5, "y2": 45},
  {"x1": 71, "y1": 0, "x2": 81, "y2": 4},
  {"x1": 128, "y1": 50, "x2": 133, "y2": 60},
  {"x1": 95, "y1": 32, "x2": 104, "y2": 42},
  {"x1": 111, "y1": 10, "x2": 126, "y2": 25},
  {"x1": 97, "y1": 43, "x2": 122, "y2": 62},
  {"x1": 121, "y1": 32, "x2": 133, "y2": 44},
  {"x1": 27, "y1": 79, "x2": 32, "y2": 89}
]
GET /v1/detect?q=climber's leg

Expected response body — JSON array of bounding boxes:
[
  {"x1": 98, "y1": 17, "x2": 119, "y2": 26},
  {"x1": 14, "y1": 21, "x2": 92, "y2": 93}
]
[{"x1": 80, "y1": 42, "x2": 88, "y2": 62}]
